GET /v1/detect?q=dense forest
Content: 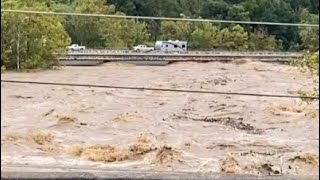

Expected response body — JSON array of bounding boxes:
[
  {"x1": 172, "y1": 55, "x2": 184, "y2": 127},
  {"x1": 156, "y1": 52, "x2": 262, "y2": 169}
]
[{"x1": 1, "y1": 0, "x2": 319, "y2": 70}]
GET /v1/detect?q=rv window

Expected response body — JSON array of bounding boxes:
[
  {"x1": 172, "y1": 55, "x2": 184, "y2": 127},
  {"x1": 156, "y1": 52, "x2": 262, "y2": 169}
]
[
  {"x1": 166, "y1": 45, "x2": 168, "y2": 47},
  {"x1": 174, "y1": 45, "x2": 178, "y2": 48},
  {"x1": 182, "y1": 45, "x2": 186, "y2": 48}
]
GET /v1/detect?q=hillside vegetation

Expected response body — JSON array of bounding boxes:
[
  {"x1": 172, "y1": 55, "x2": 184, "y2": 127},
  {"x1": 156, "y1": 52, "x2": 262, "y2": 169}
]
[{"x1": 1, "y1": 0, "x2": 319, "y2": 69}]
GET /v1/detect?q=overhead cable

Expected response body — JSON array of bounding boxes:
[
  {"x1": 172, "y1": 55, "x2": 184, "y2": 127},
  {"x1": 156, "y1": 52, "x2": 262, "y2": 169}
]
[{"x1": 2, "y1": 80, "x2": 319, "y2": 100}]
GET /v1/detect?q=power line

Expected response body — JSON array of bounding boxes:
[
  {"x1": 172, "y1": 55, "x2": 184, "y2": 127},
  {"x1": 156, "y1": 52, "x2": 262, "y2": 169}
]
[
  {"x1": 2, "y1": 80, "x2": 319, "y2": 100},
  {"x1": 1, "y1": 9, "x2": 319, "y2": 27}
]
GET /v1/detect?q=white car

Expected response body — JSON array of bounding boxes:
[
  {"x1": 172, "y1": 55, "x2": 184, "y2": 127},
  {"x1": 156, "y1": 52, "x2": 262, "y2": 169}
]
[
  {"x1": 67, "y1": 44, "x2": 86, "y2": 52},
  {"x1": 133, "y1": 45, "x2": 154, "y2": 52}
]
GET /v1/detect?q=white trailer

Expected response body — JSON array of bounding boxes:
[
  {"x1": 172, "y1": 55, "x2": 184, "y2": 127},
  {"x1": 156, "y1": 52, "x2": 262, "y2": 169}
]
[{"x1": 154, "y1": 40, "x2": 187, "y2": 53}]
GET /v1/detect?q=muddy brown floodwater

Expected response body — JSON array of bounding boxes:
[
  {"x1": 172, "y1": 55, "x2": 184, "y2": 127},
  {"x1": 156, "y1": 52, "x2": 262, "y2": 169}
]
[{"x1": 1, "y1": 61, "x2": 319, "y2": 176}]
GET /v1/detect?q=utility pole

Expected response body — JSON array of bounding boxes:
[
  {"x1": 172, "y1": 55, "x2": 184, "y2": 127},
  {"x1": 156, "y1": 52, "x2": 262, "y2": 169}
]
[{"x1": 16, "y1": 32, "x2": 20, "y2": 70}]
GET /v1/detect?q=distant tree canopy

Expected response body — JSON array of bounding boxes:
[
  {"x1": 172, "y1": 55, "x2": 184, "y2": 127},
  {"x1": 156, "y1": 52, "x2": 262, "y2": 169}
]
[
  {"x1": 1, "y1": 0, "x2": 319, "y2": 70},
  {"x1": 107, "y1": 0, "x2": 319, "y2": 51}
]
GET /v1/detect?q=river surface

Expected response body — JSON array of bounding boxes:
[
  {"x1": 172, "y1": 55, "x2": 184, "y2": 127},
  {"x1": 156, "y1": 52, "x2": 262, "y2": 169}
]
[{"x1": 1, "y1": 61, "x2": 319, "y2": 176}]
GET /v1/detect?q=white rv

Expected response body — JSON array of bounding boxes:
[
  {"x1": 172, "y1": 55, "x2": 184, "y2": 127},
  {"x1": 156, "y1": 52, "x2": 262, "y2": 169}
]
[{"x1": 154, "y1": 40, "x2": 187, "y2": 53}]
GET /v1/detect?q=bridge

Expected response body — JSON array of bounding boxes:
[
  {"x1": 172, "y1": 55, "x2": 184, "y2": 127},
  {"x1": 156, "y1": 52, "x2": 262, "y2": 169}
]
[{"x1": 58, "y1": 50, "x2": 303, "y2": 66}]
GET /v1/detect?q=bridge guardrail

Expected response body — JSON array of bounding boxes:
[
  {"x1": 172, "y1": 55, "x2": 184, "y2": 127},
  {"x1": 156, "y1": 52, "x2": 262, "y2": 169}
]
[
  {"x1": 65, "y1": 53, "x2": 303, "y2": 58},
  {"x1": 74, "y1": 49, "x2": 303, "y2": 56}
]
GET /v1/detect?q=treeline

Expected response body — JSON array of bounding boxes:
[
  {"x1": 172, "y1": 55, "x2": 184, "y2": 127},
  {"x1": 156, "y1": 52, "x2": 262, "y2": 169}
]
[
  {"x1": 108, "y1": 0, "x2": 319, "y2": 51},
  {"x1": 51, "y1": 0, "x2": 319, "y2": 51},
  {"x1": 1, "y1": 0, "x2": 319, "y2": 70}
]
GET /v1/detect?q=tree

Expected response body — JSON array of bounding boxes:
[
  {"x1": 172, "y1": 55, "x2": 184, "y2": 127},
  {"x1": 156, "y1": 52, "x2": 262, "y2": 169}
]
[
  {"x1": 190, "y1": 22, "x2": 220, "y2": 50},
  {"x1": 1, "y1": 0, "x2": 71, "y2": 70},
  {"x1": 104, "y1": 16, "x2": 150, "y2": 49},
  {"x1": 176, "y1": 0, "x2": 204, "y2": 18},
  {"x1": 107, "y1": 0, "x2": 160, "y2": 16},
  {"x1": 190, "y1": 23, "x2": 248, "y2": 50},
  {"x1": 3, "y1": 0, "x2": 318, "y2": 57},
  {"x1": 200, "y1": 0, "x2": 230, "y2": 20},
  {"x1": 70, "y1": 0, "x2": 116, "y2": 48},
  {"x1": 160, "y1": 17, "x2": 193, "y2": 41},
  {"x1": 227, "y1": 5, "x2": 250, "y2": 21},
  {"x1": 105, "y1": 0, "x2": 318, "y2": 51},
  {"x1": 228, "y1": 25, "x2": 249, "y2": 50},
  {"x1": 248, "y1": 34, "x2": 283, "y2": 51},
  {"x1": 284, "y1": 0, "x2": 319, "y2": 14},
  {"x1": 62, "y1": 0, "x2": 150, "y2": 49},
  {"x1": 299, "y1": 9, "x2": 319, "y2": 51},
  {"x1": 248, "y1": 0, "x2": 297, "y2": 50}
]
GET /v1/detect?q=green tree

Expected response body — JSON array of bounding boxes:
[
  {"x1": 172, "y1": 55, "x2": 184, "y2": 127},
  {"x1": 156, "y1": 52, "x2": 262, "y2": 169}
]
[
  {"x1": 104, "y1": 16, "x2": 150, "y2": 49},
  {"x1": 227, "y1": 5, "x2": 250, "y2": 21},
  {"x1": 176, "y1": 0, "x2": 204, "y2": 18},
  {"x1": 190, "y1": 22, "x2": 220, "y2": 50},
  {"x1": 228, "y1": 25, "x2": 249, "y2": 50},
  {"x1": 160, "y1": 18, "x2": 193, "y2": 41},
  {"x1": 248, "y1": 0, "x2": 297, "y2": 50},
  {"x1": 200, "y1": 0, "x2": 230, "y2": 20},
  {"x1": 107, "y1": 0, "x2": 160, "y2": 16},
  {"x1": 6, "y1": 0, "x2": 318, "y2": 53},
  {"x1": 71, "y1": 0, "x2": 115, "y2": 48},
  {"x1": 62, "y1": 0, "x2": 150, "y2": 49},
  {"x1": 190, "y1": 23, "x2": 248, "y2": 50},
  {"x1": 1, "y1": 0, "x2": 70, "y2": 70},
  {"x1": 248, "y1": 34, "x2": 283, "y2": 51},
  {"x1": 106, "y1": 0, "x2": 318, "y2": 51},
  {"x1": 299, "y1": 9, "x2": 319, "y2": 51}
]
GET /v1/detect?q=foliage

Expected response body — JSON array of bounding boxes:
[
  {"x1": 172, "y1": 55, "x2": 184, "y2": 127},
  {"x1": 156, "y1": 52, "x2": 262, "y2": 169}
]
[
  {"x1": 291, "y1": 51, "x2": 319, "y2": 102},
  {"x1": 248, "y1": 34, "x2": 283, "y2": 51},
  {"x1": 190, "y1": 23, "x2": 249, "y2": 50},
  {"x1": 160, "y1": 18, "x2": 193, "y2": 41},
  {"x1": 59, "y1": 0, "x2": 150, "y2": 49},
  {"x1": 224, "y1": 25, "x2": 249, "y2": 50},
  {"x1": 298, "y1": 90, "x2": 318, "y2": 104},
  {"x1": 1, "y1": 0, "x2": 71, "y2": 70},
  {"x1": 1, "y1": 0, "x2": 319, "y2": 70},
  {"x1": 299, "y1": 9, "x2": 319, "y2": 51},
  {"x1": 107, "y1": 0, "x2": 319, "y2": 51},
  {"x1": 104, "y1": 17, "x2": 151, "y2": 49},
  {"x1": 299, "y1": 51, "x2": 319, "y2": 75},
  {"x1": 190, "y1": 22, "x2": 219, "y2": 50}
]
